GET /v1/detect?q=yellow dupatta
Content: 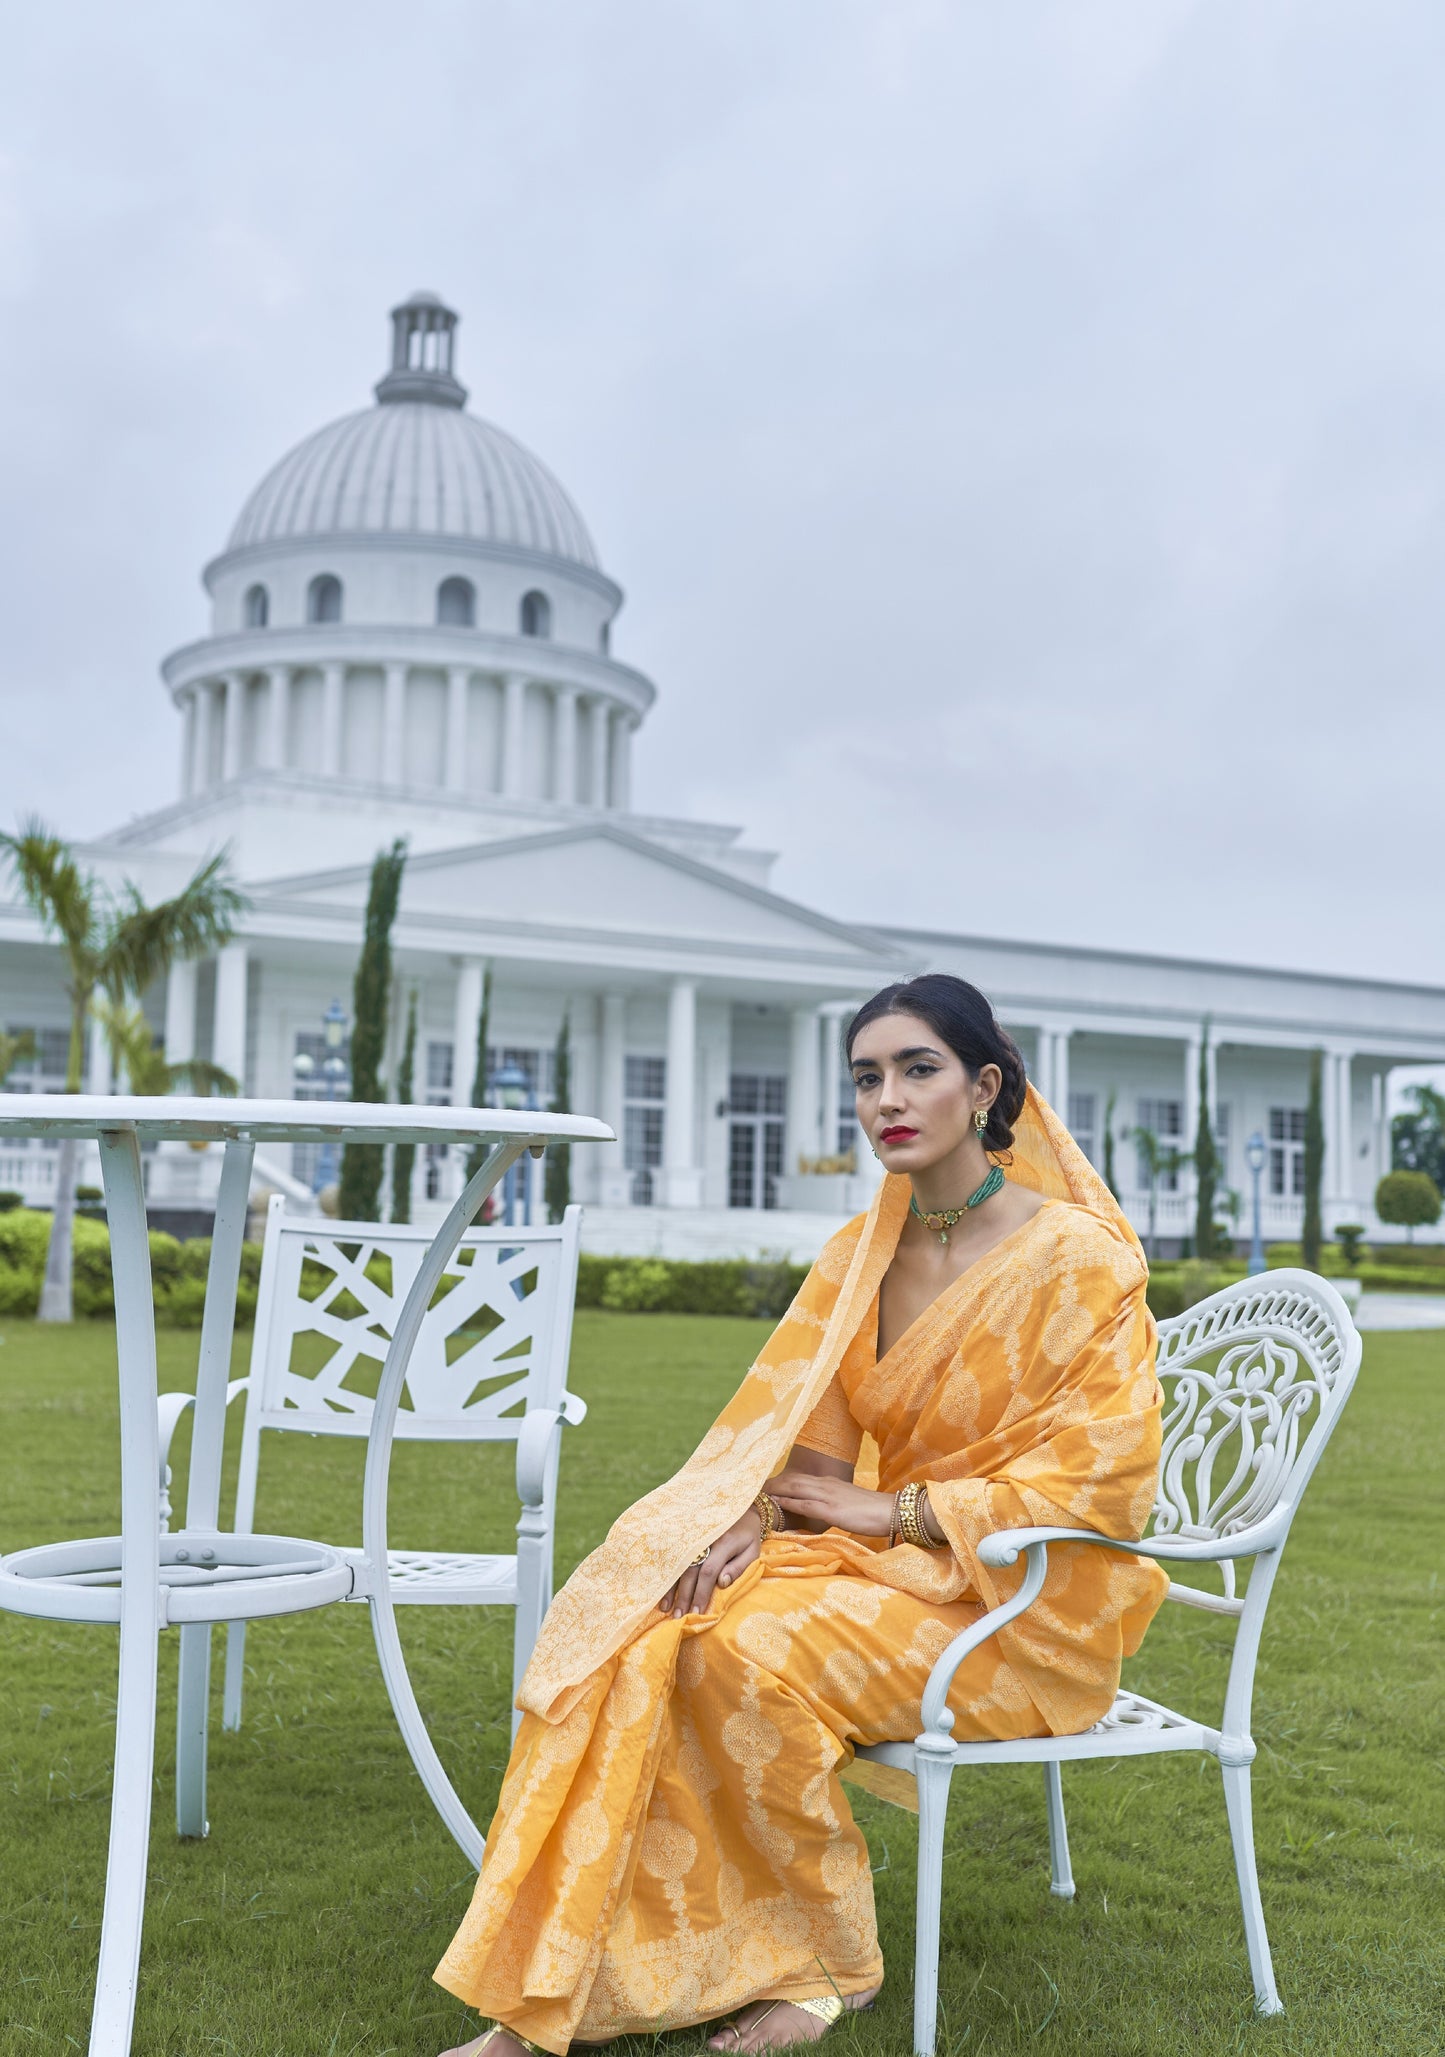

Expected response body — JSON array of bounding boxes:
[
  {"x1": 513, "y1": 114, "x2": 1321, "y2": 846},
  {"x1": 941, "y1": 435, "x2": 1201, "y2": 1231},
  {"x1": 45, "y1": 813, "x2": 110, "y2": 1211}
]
[{"x1": 519, "y1": 1086, "x2": 1166, "y2": 1726}]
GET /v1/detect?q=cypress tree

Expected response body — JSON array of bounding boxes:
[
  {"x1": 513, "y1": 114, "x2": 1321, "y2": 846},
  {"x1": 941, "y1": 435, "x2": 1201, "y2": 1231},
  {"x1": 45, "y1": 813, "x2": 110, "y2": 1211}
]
[
  {"x1": 545, "y1": 1011, "x2": 572, "y2": 1222},
  {"x1": 1302, "y1": 1048, "x2": 1324, "y2": 1270},
  {"x1": 1102, "y1": 1089, "x2": 1119, "y2": 1199},
  {"x1": 389, "y1": 985, "x2": 418, "y2": 1223},
  {"x1": 338, "y1": 838, "x2": 406, "y2": 1220},
  {"x1": 1192, "y1": 1027, "x2": 1219, "y2": 1258},
  {"x1": 464, "y1": 962, "x2": 493, "y2": 1183}
]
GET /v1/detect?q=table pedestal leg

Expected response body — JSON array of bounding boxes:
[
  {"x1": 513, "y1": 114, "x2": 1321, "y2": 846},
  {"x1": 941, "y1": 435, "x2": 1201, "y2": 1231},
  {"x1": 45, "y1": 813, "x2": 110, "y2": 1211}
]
[
  {"x1": 90, "y1": 1129, "x2": 163, "y2": 2057},
  {"x1": 175, "y1": 1139, "x2": 253, "y2": 1839}
]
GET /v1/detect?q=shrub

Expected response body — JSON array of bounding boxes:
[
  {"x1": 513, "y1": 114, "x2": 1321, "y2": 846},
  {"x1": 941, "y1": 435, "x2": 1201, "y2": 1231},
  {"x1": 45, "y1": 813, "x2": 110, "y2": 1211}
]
[
  {"x1": 1335, "y1": 1223, "x2": 1367, "y2": 1267},
  {"x1": 581, "y1": 1253, "x2": 810, "y2": 1320},
  {"x1": 0, "y1": 1207, "x2": 263, "y2": 1325},
  {"x1": 1375, "y1": 1169, "x2": 1443, "y2": 1243},
  {"x1": 0, "y1": 1190, "x2": 23, "y2": 1213},
  {"x1": 601, "y1": 1260, "x2": 674, "y2": 1312}
]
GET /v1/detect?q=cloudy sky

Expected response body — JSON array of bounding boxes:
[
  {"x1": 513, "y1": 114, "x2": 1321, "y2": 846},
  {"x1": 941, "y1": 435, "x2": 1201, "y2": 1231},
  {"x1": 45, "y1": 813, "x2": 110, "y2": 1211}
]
[{"x1": 2, "y1": 1, "x2": 1442, "y2": 984}]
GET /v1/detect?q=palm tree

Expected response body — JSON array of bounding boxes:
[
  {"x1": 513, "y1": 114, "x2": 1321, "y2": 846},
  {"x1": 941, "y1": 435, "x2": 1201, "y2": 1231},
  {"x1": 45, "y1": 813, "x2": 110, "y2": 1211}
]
[
  {"x1": 0, "y1": 820, "x2": 247, "y2": 1321},
  {"x1": 91, "y1": 999, "x2": 238, "y2": 1100},
  {"x1": 1128, "y1": 1124, "x2": 1180, "y2": 1260},
  {"x1": 0, "y1": 1029, "x2": 37, "y2": 1087}
]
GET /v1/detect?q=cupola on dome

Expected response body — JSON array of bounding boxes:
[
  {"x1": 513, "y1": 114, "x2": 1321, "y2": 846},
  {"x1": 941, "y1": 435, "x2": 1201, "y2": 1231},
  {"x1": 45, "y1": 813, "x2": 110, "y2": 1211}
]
[{"x1": 226, "y1": 293, "x2": 599, "y2": 569}]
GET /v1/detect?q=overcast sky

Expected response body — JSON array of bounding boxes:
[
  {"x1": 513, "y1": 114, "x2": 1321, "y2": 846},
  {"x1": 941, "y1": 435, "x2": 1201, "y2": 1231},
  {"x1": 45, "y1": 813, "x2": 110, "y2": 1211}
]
[{"x1": 2, "y1": 1, "x2": 1443, "y2": 986}]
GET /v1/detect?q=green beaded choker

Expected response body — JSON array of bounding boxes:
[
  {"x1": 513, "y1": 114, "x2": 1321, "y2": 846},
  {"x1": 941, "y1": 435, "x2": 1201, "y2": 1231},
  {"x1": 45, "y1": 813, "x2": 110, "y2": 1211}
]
[{"x1": 909, "y1": 1164, "x2": 1005, "y2": 1245}]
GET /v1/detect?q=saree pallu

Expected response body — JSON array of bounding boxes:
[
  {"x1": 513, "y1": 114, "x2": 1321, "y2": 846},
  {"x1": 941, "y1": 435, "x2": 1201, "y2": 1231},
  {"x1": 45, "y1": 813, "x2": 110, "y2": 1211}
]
[{"x1": 436, "y1": 1090, "x2": 1169, "y2": 2049}]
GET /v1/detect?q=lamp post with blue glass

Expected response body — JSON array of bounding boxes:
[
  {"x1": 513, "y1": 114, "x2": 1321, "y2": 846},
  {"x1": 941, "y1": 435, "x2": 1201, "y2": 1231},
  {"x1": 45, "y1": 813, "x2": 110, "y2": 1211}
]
[
  {"x1": 490, "y1": 1060, "x2": 536, "y2": 1226},
  {"x1": 1245, "y1": 1129, "x2": 1267, "y2": 1276},
  {"x1": 293, "y1": 998, "x2": 350, "y2": 1193}
]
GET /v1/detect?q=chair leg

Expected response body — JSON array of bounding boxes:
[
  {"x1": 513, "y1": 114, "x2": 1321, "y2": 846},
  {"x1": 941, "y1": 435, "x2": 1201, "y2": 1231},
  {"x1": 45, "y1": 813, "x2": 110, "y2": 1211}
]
[
  {"x1": 175, "y1": 1623, "x2": 212, "y2": 1837},
  {"x1": 512, "y1": 1512, "x2": 549, "y2": 1741},
  {"x1": 1043, "y1": 1761, "x2": 1075, "y2": 1899},
  {"x1": 1221, "y1": 1761, "x2": 1282, "y2": 2015},
  {"x1": 221, "y1": 1619, "x2": 247, "y2": 1732},
  {"x1": 911, "y1": 1749, "x2": 954, "y2": 2057}
]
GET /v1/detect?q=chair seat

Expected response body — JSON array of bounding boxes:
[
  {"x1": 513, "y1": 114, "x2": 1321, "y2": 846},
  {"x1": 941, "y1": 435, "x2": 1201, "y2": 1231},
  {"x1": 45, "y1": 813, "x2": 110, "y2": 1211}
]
[
  {"x1": 340, "y1": 1547, "x2": 519, "y2": 1605},
  {"x1": 856, "y1": 1690, "x2": 1213, "y2": 1772}
]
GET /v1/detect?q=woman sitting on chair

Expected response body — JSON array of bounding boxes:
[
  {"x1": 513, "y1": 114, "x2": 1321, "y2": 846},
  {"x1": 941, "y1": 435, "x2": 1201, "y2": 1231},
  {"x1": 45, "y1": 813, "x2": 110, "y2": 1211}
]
[{"x1": 436, "y1": 973, "x2": 1169, "y2": 2056}]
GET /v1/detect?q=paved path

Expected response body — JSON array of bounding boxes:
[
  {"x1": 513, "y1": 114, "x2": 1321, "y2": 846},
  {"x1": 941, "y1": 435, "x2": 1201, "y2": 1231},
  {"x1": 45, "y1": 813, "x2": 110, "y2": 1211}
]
[{"x1": 1355, "y1": 1292, "x2": 1445, "y2": 1331}]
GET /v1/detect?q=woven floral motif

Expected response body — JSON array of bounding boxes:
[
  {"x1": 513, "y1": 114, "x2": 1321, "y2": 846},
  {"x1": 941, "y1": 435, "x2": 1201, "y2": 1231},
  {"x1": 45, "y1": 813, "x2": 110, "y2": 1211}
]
[{"x1": 437, "y1": 1089, "x2": 1169, "y2": 2048}]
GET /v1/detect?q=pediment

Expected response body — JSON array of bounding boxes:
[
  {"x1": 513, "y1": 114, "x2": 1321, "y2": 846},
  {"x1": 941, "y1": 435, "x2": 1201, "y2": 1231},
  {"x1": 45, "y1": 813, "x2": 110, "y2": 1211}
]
[{"x1": 256, "y1": 826, "x2": 896, "y2": 963}]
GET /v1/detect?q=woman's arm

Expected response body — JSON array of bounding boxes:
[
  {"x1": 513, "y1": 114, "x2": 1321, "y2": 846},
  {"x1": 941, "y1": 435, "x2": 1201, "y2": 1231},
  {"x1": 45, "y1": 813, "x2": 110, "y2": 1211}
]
[{"x1": 767, "y1": 1450, "x2": 896, "y2": 1538}]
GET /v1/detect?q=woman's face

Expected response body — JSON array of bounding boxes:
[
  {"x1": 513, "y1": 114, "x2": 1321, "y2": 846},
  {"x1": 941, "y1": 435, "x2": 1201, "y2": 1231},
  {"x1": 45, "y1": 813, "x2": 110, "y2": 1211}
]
[{"x1": 849, "y1": 1010, "x2": 999, "y2": 1176}]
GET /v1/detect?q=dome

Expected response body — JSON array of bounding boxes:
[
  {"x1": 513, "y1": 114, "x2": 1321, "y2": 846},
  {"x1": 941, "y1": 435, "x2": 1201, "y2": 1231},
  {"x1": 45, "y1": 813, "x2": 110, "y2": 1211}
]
[{"x1": 224, "y1": 293, "x2": 599, "y2": 569}]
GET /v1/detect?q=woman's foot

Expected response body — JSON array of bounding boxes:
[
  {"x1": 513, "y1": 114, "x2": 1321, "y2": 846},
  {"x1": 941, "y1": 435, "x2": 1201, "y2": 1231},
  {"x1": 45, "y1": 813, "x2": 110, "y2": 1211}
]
[
  {"x1": 706, "y1": 1988, "x2": 881, "y2": 2052},
  {"x1": 440, "y1": 2033, "x2": 530, "y2": 2057}
]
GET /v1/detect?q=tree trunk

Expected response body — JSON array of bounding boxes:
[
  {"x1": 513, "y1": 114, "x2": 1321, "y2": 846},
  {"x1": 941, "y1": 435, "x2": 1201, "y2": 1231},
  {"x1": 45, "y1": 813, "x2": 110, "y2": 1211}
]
[{"x1": 37, "y1": 1136, "x2": 78, "y2": 1322}]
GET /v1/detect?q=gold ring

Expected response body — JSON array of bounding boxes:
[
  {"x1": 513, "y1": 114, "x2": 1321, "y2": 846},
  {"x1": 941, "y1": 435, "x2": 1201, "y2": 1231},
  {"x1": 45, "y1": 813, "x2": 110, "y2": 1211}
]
[{"x1": 690, "y1": 1544, "x2": 712, "y2": 1566}]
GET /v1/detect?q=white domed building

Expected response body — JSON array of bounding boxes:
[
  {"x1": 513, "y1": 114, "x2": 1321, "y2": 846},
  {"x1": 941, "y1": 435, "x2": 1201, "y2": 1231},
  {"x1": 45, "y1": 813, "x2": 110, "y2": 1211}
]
[{"x1": 4, "y1": 293, "x2": 1445, "y2": 1251}]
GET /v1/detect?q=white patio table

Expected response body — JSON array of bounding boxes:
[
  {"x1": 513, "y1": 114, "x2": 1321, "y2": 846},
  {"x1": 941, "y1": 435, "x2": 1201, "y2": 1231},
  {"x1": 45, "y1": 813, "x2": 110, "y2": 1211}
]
[{"x1": 0, "y1": 1094, "x2": 612, "y2": 2057}]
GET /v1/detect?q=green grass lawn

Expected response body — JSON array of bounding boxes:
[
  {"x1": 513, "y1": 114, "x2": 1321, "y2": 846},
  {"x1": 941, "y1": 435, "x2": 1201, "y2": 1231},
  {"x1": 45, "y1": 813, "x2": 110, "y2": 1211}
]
[{"x1": 0, "y1": 1310, "x2": 1440, "y2": 2055}]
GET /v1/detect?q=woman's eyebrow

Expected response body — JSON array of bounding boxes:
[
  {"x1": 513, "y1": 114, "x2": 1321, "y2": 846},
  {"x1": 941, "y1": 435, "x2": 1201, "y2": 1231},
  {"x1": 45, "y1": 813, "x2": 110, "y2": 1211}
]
[{"x1": 851, "y1": 1045, "x2": 944, "y2": 1070}]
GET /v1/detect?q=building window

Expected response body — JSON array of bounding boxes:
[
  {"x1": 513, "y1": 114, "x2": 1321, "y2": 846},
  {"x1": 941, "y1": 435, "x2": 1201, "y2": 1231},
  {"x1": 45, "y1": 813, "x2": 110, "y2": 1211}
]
[
  {"x1": 624, "y1": 1055, "x2": 666, "y2": 1204},
  {"x1": 423, "y1": 1039, "x2": 454, "y2": 1199},
  {"x1": 1268, "y1": 1106, "x2": 1307, "y2": 1197},
  {"x1": 520, "y1": 589, "x2": 551, "y2": 638},
  {"x1": 307, "y1": 573, "x2": 343, "y2": 624},
  {"x1": 437, "y1": 576, "x2": 475, "y2": 627},
  {"x1": 243, "y1": 583, "x2": 269, "y2": 628},
  {"x1": 836, "y1": 1064, "x2": 858, "y2": 1157},
  {"x1": 1135, "y1": 1097, "x2": 1183, "y2": 1192},
  {"x1": 1212, "y1": 1102, "x2": 1231, "y2": 1179},
  {"x1": 728, "y1": 1072, "x2": 787, "y2": 1210},
  {"x1": 1068, "y1": 1091, "x2": 1097, "y2": 1165},
  {"x1": 291, "y1": 1025, "x2": 352, "y2": 1189}
]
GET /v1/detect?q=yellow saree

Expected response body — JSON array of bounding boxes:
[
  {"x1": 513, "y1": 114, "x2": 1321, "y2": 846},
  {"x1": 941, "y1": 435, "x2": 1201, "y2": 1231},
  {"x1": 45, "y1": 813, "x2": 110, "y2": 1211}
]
[{"x1": 435, "y1": 1089, "x2": 1168, "y2": 2049}]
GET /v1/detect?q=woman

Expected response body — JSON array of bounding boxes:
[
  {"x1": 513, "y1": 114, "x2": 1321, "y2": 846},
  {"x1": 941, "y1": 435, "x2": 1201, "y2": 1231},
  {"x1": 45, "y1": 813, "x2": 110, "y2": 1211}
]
[{"x1": 437, "y1": 975, "x2": 1168, "y2": 2057}]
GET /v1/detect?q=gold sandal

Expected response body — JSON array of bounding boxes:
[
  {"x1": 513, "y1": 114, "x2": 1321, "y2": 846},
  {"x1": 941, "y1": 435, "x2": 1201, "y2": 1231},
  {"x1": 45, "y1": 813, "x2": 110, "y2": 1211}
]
[
  {"x1": 715, "y1": 1995, "x2": 871, "y2": 2048},
  {"x1": 464, "y1": 2026, "x2": 549, "y2": 2057}
]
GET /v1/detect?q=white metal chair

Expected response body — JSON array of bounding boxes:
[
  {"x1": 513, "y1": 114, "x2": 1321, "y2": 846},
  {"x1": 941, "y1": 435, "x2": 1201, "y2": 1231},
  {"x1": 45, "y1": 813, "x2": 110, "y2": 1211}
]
[
  {"x1": 855, "y1": 1268, "x2": 1362, "y2": 2056},
  {"x1": 159, "y1": 1195, "x2": 586, "y2": 1761}
]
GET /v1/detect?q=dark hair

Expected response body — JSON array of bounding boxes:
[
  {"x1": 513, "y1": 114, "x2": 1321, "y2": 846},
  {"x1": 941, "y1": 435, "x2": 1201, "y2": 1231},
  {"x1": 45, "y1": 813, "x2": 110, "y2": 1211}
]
[{"x1": 844, "y1": 973, "x2": 1028, "y2": 1154}]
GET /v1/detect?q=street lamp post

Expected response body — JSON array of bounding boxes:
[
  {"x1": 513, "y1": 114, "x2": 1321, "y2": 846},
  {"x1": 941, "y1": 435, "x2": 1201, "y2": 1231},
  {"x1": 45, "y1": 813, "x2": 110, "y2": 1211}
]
[
  {"x1": 292, "y1": 999, "x2": 350, "y2": 1194},
  {"x1": 490, "y1": 1060, "x2": 536, "y2": 1226},
  {"x1": 1245, "y1": 1130, "x2": 1267, "y2": 1276}
]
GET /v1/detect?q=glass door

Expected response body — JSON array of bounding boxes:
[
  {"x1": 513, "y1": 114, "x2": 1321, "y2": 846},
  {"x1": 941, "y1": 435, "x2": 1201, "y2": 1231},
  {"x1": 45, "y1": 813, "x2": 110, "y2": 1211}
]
[{"x1": 727, "y1": 1072, "x2": 787, "y2": 1209}]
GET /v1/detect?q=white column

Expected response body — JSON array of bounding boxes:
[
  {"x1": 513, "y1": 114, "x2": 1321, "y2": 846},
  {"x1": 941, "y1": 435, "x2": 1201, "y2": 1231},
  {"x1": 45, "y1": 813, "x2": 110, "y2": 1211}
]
[
  {"x1": 1051, "y1": 1029, "x2": 1072, "y2": 1127},
  {"x1": 786, "y1": 1007, "x2": 822, "y2": 1178},
  {"x1": 502, "y1": 674, "x2": 528, "y2": 798},
  {"x1": 213, "y1": 944, "x2": 248, "y2": 1091},
  {"x1": 383, "y1": 661, "x2": 407, "y2": 784},
  {"x1": 1031, "y1": 1030, "x2": 1052, "y2": 1107},
  {"x1": 221, "y1": 671, "x2": 245, "y2": 782},
  {"x1": 597, "y1": 991, "x2": 631, "y2": 1205},
  {"x1": 1329, "y1": 1051, "x2": 1354, "y2": 1206},
  {"x1": 1183, "y1": 1034, "x2": 1203, "y2": 1152},
  {"x1": 164, "y1": 960, "x2": 197, "y2": 1067},
  {"x1": 87, "y1": 1010, "x2": 113, "y2": 1094},
  {"x1": 450, "y1": 958, "x2": 485, "y2": 1106},
  {"x1": 321, "y1": 661, "x2": 345, "y2": 777},
  {"x1": 179, "y1": 691, "x2": 198, "y2": 799},
  {"x1": 821, "y1": 1006, "x2": 847, "y2": 1160},
  {"x1": 608, "y1": 712, "x2": 633, "y2": 811},
  {"x1": 445, "y1": 665, "x2": 470, "y2": 794},
  {"x1": 659, "y1": 977, "x2": 702, "y2": 1206},
  {"x1": 554, "y1": 685, "x2": 579, "y2": 805},
  {"x1": 266, "y1": 665, "x2": 291, "y2": 771},
  {"x1": 587, "y1": 698, "x2": 610, "y2": 808}
]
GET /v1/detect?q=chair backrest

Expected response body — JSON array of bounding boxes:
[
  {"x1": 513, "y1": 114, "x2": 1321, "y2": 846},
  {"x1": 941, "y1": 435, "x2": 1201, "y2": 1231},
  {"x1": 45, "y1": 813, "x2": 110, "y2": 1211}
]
[
  {"x1": 1149, "y1": 1268, "x2": 1361, "y2": 1556},
  {"x1": 245, "y1": 1194, "x2": 583, "y2": 1443}
]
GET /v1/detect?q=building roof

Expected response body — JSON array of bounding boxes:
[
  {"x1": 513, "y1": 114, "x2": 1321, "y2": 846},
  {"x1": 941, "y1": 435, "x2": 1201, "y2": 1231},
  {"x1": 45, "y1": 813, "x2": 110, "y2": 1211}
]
[{"x1": 225, "y1": 400, "x2": 599, "y2": 567}]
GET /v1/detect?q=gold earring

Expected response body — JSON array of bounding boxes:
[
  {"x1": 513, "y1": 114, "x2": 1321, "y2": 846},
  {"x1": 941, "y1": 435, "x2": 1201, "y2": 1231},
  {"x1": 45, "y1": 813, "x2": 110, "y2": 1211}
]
[{"x1": 975, "y1": 1109, "x2": 987, "y2": 1135}]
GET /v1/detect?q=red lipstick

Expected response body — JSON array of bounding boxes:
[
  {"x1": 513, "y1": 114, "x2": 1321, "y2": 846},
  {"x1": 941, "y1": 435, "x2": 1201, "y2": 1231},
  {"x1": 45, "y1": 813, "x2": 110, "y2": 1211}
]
[{"x1": 879, "y1": 1126, "x2": 918, "y2": 1143}]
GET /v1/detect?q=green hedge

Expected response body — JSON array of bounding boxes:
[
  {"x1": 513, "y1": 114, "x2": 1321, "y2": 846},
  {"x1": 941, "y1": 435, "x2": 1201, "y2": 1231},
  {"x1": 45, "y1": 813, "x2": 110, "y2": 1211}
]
[
  {"x1": 0, "y1": 1208, "x2": 262, "y2": 1326},
  {"x1": 575, "y1": 1253, "x2": 810, "y2": 1320}
]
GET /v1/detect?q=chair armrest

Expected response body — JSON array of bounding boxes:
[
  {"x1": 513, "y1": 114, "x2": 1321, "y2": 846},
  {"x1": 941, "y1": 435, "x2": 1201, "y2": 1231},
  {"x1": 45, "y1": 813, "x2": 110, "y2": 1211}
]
[
  {"x1": 514, "y1": 1391, "x2": 587, "y2": 1507},
  {"x1": 916, "y1": 1506, "x2": 1294, "y2": 1742},
  {"x1": 975, "y1": 1506, "x2": 1291, "y2": 1570},
  {"x1": 156, "y1": 1381, "x2": 251, "y2": 1511}
]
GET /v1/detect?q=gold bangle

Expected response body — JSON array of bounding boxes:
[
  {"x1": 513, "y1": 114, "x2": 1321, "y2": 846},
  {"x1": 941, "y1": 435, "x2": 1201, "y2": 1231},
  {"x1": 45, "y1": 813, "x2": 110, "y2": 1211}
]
[
  {"x1": 753, "y1": 1491, "x2": 782, "y2": 1538},
  {"x1": 896, "y1": 1481, "x2": 933, "y2": 1550},
  {"x1": 916, "y1": 1485, "x2": 946, "y2": 1548}
]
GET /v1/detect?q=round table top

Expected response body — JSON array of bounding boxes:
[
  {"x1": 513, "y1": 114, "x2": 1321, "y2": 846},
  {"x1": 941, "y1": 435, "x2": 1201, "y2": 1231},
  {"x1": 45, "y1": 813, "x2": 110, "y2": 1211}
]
[{"x1": 0, "y1": 1093, "x2": 614, "y2": 1149}]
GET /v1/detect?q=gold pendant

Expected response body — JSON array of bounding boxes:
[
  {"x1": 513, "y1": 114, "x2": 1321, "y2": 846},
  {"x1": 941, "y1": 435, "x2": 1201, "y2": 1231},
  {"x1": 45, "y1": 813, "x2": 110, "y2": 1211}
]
[{"x1": 938, "y1": 1229, "x2": 949, "y2": 1247}]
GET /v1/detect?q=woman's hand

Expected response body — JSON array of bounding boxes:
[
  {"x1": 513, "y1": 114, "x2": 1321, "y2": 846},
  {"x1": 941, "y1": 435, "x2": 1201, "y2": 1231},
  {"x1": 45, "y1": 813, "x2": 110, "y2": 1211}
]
[
  {"x1": 765, "y1": 1467, "x2": 896, "y2": 1537},
  {"x1": 659, "y1": 1508, "x2": 764, "y2": 1619}
]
